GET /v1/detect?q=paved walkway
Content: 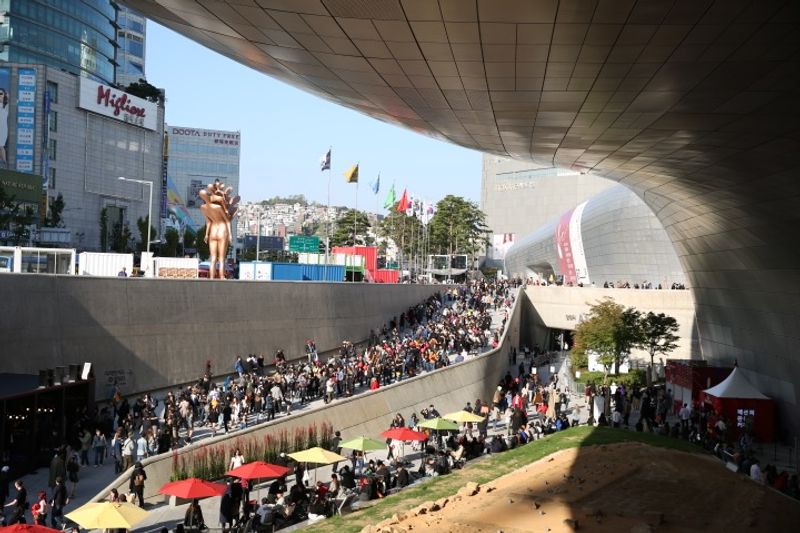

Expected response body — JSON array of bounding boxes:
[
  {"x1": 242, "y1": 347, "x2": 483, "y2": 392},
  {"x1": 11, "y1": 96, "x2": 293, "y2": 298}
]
[{"x1": 12, "y1": 291, "x2": 518, "y2": 531}]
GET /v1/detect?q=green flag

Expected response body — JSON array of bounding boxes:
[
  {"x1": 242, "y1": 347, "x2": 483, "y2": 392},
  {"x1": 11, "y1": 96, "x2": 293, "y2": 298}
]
[{"x1": 383, "y1": 182, "x2": 396, "y2": 209}]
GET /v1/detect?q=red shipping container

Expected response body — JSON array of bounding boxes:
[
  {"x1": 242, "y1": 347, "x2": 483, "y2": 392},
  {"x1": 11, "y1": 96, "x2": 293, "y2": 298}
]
[
  {"x1": 373, "y1": 269, "x2": 399, "y2": 283},
  {"x1": 332, "y1": 245, "x2": 378, "y2": 271}
]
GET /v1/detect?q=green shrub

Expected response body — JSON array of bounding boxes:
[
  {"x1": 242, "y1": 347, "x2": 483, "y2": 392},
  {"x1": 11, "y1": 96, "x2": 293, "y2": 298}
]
[{"x1": 574, "y1": 368, "x2": 646, "y2": 389}]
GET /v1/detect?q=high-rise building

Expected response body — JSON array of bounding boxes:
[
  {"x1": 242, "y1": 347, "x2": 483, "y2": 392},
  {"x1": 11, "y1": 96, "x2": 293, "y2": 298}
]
[
  {"x1": 164, "y1": 125, "x2": 241, "y2": 240},
  {"x1": 0, "y1": 0, "x2": 117, "y2": 85},
  {"x1": 481, "y1": 154, "x2": 615, "y2": 262},
  {"x1": 0, "y1": 63, "x2": 165, "y2": 250},
  {"x1": 115, "y1": 6, "x2": 146, "y2": 87}
]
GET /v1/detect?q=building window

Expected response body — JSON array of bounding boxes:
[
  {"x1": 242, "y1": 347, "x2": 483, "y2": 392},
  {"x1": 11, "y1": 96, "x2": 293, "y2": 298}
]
[
  {"x1": 49, "y1": 111, "x2": 58, "y2": 132},
  {"x1": 46, "y1": 81, "x2": 58, "y2": 104},
  {"x1": 49, "y1": 168, "x2": 56, "y2": 189},
  {"x1": 49, "y1": 139, "x2": 57, "y2": 160}
]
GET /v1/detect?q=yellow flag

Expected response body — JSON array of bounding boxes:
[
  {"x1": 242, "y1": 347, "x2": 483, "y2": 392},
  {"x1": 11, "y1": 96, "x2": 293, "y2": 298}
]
[{"x1": 344, "y1": 164, "x2": 359, "y2": 183}]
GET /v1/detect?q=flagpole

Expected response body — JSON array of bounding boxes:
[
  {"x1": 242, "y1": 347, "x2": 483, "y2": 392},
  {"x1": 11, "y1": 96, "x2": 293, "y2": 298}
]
[{"x1": 325, "y1": 146, "x2": 331, "y2": 280}]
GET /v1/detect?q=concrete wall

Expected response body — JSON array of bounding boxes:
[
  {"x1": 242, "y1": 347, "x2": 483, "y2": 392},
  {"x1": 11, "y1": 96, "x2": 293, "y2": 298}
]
[
  {"x1": 523, "y1": 286, "x2": 698, "y2": 361},
  {"x1": 94, "y1": 289, "x2": 523, "y2": 502},
  {"x1": 0, "y1": 275, "x2": 440, "y2": 397}
]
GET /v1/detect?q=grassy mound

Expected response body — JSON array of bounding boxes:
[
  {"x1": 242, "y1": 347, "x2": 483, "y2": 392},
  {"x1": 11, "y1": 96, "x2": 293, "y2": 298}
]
[{"x1": 303, "y1": 426, "x2": 700, "y2": 532}]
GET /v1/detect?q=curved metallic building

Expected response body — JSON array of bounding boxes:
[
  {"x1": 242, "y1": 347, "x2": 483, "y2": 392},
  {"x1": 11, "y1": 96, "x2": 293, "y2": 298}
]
[
  {"x1": 126, "y1": 0, "x2": 800, "y2": 434},
  {"x1": 504, "y1": 185, "x2": 685, "y2": 287}
]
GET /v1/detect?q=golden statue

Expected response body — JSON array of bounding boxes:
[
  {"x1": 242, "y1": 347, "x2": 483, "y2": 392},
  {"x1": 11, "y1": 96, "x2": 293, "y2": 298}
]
[{"x1": 199, "y1": 180, "x2": 239, "y2": 279}]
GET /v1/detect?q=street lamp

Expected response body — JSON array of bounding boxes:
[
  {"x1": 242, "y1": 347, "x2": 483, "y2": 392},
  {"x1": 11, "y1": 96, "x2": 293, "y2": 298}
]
[{"x1": 118, "y1": 176, "x2": 154, "y2": 253}]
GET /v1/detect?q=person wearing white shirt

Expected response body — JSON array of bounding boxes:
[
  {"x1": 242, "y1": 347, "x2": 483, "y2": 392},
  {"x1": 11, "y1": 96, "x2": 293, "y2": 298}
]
[
  {"x1": 229, "y1": 449, "x2": 245, "y2": 470},
  {"x1": 750, "y1": 460, "x2": 763, "y2": 483}
]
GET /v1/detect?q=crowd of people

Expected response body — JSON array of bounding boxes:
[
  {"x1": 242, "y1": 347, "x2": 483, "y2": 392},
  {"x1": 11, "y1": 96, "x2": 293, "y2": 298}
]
[
  {"x1": 523, "y1": 276, "x2": 687, "y2": 290},
  {"x1": 579, "y1": 380, "x2": 800, "y2": 502},
  {"x1": 0, "y1": 279, "x2": 519, "y2": 528},
  {"x1": 234, "y1": 366, "x2": 580, "y2": 531}
]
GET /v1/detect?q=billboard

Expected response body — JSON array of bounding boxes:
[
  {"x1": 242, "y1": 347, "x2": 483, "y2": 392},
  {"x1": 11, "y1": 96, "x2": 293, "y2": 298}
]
[
  {"x1": 15, "y1": 68, "x2": 37, "y2": 173},
  {"x1": 243, "y1": 235, "x2": 284, "y2": 250},
  {"x1": 0, "y1": 68, "x2": 9, "y2": 169},
  {"x1": 491, "y1": 233, "x2": 515, "y2": 260},
  {"x1": 78, "y1": 77, "x2": 158, "y2": 130},
  {"x1": 169, "y1": 126, "x2": 240, "y2": 147},
  {"x1": 554, "y1": 201, "x2": 590, "y2": 285},
  {"x1": 0, "y1": 168, "x2": 41, "y2": 204}
]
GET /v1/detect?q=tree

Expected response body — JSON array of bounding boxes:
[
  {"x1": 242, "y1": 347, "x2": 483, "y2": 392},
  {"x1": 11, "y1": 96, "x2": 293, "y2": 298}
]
[
  {"x1": 124, "y1": 79, "x2": 164, "y2": 104},
  {"x1": 637, "y1": 312, "x2": 679, "y2": 385},
  {"x1": 162, "y1": 228, "x2": 180, "y2": 257},
  {"x1": 260, "y1": 194, "x2": 308, "y2": 206},
  {"x1": 573, "y1": 297, "x2": 642, "y2": 380},
  {"x1": 136, "y1": 216, "x2": 157, "y2": 252},
  {"x1": 331, "y1": 209, "x2": 372, "y2": 247},
  {"x1": 99, "y1": 208, "x2": 109, "y2": 251},
  {"x1": 195, "y1": 225, "x2": 209, "y2": 260},
  {"x1": 380, "y1": 210, "x2": 422, "y2": 258},
  {"x1": 110, "y1": 222, "x2": 133, "y2": 253},
  {"x1": 10, "y1": 205, "x2": 34, "y2": 245},
  {"x1": 183, "y1": 228, "x2": 197, "y2": 252},
  {"x1": 428, "y1": 195, "x2": 489, "y2": 257},
  {"x1": 45, "y1": 193, "x2": 65, "y2": 228},
  {"x1": 0, "y1": 185, "x2": 34, "y2": 245}
]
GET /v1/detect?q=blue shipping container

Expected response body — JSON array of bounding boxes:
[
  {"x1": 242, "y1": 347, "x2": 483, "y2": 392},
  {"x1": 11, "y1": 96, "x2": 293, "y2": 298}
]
[{"x1": 270, "y1": 263, "x2": 345, "y2": 282}]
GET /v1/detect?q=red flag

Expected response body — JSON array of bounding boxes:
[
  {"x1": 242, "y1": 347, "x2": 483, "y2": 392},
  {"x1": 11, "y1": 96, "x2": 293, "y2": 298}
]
[{"x1": 396, "y1": 189, "x2": 409, "y2": 213}]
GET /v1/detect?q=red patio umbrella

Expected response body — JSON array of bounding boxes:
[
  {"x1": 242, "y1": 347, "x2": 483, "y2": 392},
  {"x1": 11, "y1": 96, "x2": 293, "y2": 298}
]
[
  {"x1": 0, "y1": 525, "x2": 61, "y2": 533},
  {"x1": 225, "y1": 461, "x2": 289, "y2": 480},
  {"x1": 158, "y1": 478, "x2": 227, "y2": 499},
  {"x1": 381, "y1": 427, "x2": 428, "y2": 462},
  {"x1": 381, "y1": 427, "x2": 427, "y2": 442}
]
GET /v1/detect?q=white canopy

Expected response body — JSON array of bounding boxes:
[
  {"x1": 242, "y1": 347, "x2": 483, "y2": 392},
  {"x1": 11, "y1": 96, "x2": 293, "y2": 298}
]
[{"x1": 703, "y1": 367, "x2": 770, "y2": 400}]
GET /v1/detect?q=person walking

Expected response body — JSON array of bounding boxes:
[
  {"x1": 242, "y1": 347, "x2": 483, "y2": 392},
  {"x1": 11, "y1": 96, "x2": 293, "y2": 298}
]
[
  {"x1": 122, "y1": 432, "x2": 135, "y2": 471},
  {"x1": 92, "y1": 429, "x2": 107, "y2": 466},
  {"x1": 3, "y1": 480, "x2": 28, "y2": 524},
  {"x1": 31, "y1": 491, "x2": 48, "y2": 525},
  {"x1": 219, "y1": 483, "x2": 234, "y2": 532},
  {"x1": 129, "y1": 462, "x2": 147, "y2": 508},
  {"x1": 50, "y1": 476, "x2": 68, "y2": 530},
  {"x1": 111, "y1": 429, "x2": 124, "y2": 474},
  {"x1": 66, "y1": 453, "x2": 80, "y2": 499},
  {"x1": 78, "y1": 428, "x2": 92, "y2": 466},
  {"x1": 48, "y1": 451, "x2": 65, "y2": 490}
]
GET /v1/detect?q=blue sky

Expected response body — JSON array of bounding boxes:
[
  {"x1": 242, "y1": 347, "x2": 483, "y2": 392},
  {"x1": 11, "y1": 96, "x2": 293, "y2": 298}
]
[{"x1": 146, "y1": 22, "x2": 482, "y2": 209}]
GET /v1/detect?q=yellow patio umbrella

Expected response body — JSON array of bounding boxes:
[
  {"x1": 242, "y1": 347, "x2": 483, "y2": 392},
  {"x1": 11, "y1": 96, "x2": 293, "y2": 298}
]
[
  {"x1": 66, "y1": 502, "x2": 149, "y2": 529},
  {"x1": 288, "y1": 447, "x2": 347, "y2": 464},
  {"x1": 443, "y1": 410, "x2": 485, "y2": 423},
  {"x1": 288, "y1": 447, "x2": 348, "y2": 485}
]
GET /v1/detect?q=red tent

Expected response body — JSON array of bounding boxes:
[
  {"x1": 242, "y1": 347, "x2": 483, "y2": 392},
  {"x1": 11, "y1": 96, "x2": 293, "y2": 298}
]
[{"x1": 702, "y1": 366, "x2": 774, "y2": 442}]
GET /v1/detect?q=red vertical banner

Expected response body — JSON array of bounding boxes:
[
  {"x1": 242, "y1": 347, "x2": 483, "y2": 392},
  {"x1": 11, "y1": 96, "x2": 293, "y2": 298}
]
[{"x1": 555, "y1": 208, "x2": 577, "y2": 284}]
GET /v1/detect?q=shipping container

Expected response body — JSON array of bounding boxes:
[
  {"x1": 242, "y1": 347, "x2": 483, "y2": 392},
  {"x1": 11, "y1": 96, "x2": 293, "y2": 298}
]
[
  {"x1": 270, "y1": 262, "x2": 345, "y2": 282},
  {"x1": 78, "y1": 252, "x2": 133, "y2": 277},
  {"x1": 0, "y1": 246, "x2": 76, "y2": 275},
  {"x1": 153, "y1": 257, "x2": 199, "y2": 279},
  {"x1": 373, "y1": 269, "x2": 400, "y2": 283},
  {"x1": 238, "y1": 261, "x2": 273, "y2": 280},
  {"x1": 331, "y1": 245, "x2": 377, "y2": 271},
  {"x1": 298, "y1": 252, "x2": 365, "y2": 268}
]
